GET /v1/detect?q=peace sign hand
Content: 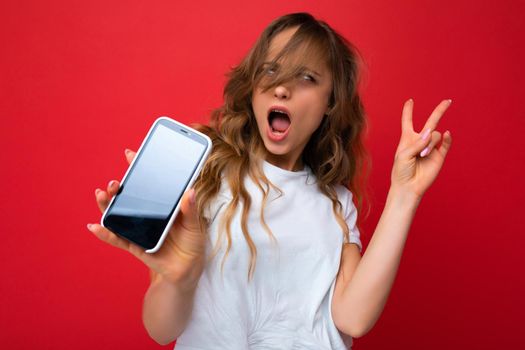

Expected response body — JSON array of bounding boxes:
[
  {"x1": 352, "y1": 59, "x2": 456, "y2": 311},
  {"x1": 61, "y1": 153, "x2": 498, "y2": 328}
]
[{"x1": 390, "y1": 99, "x2": 453, "y2": 199}]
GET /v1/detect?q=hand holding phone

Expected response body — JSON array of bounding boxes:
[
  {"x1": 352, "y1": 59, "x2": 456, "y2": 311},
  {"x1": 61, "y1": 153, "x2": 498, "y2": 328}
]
[
  {"x1": 100, "y1": 117, "x2": 212, "y2": 254},
  {"x1": 89, "y1": 149, "x2": 207, "y2": 284},
  {"x1": 88, "y1": 117, "x2": 212, "y2": 284}
]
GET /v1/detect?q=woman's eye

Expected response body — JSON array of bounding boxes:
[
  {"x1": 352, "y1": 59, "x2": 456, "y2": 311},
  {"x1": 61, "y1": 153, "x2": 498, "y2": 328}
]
[
  {"x1": 301, "y1": 73, "x2": 316, "y2": 83},
  {"x1": 266, "y1": 67, "x2": 276, "y2": 75}
]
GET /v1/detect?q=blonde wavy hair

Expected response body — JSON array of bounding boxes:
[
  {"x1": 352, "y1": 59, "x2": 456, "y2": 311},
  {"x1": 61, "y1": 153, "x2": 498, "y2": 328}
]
[{"x1": 193, "y1": 12, "x2": 370, "y2": 281}]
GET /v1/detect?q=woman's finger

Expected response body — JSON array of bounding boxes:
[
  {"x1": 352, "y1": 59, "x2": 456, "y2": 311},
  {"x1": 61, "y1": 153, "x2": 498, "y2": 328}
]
[
  {"x1": 87, "y1": 223, "x2": 131, "y2": 251},
  {"x1": 401, "y1": 99, "x2": 414, "y2": 135},
  {"x1": 399, "y1": 126, "x2": 432, "y2": 159},
  {"x1": 421, "y1": 99, "x2": 452, "y2": 133},
  {"x1": 420, "y1": 131, "x2": 442, "y2": 157},
  {"x1": 95, "y1": 188, "x2": 111, "y2": 213},
  {"x1": 106, "y1": 180, "x2": 120, "y2": 197},
  {"x1": 437, "y1": 130, "x2": 452, "y2": 158},
  {"x1": 125, "y1": 148, "x2": 136, "y2": 165}
]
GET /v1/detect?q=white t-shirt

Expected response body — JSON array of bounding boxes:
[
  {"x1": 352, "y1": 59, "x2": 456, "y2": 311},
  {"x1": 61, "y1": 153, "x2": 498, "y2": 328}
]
[{"x1": 175, "y1": 161, "x2": 362, "y2": 350}]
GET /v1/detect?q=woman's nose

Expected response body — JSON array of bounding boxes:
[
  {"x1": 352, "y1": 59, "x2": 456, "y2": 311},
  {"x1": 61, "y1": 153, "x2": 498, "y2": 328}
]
[{"x1": 274, "y1": 85, "x2": 290, "y2": 99}]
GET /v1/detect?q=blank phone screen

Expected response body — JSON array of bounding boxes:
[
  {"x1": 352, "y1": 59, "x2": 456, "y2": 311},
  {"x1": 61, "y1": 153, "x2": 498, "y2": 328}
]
[{"x1": 103, "y1": 121, "x2": 208, "y2": 250}]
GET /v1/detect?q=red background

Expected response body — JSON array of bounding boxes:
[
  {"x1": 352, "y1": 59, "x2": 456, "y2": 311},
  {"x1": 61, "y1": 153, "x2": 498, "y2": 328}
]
[{"x1": 1, "y1": 0, "x2": 523, "y2": 349}]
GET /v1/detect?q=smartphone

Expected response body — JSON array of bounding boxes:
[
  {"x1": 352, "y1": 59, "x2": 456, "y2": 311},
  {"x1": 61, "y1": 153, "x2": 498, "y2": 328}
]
[{"x1": 101, "y1": 117, "x2": 212, "y2": 253}]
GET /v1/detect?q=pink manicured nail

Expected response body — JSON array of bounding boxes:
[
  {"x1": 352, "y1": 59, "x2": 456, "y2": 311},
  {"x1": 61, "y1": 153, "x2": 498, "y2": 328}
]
[
  {"x1": 87, "y1": 223, "x2": 93, "y2": 231},
  {"x1": 421, "y1": 129, "x2": 431, "y2": 141},
  {"x1": 109, "y1": 180, "x2": 115, "y2": 188},
  {"x1": 95, "y1": 188, "x2": 101, "y2": 195},
  {"x1": 420, "y1": 147, "x2": 430, "y2": 157},
  {"x1": 125, "y1": 148, "x2": 131, "y2": 154}
]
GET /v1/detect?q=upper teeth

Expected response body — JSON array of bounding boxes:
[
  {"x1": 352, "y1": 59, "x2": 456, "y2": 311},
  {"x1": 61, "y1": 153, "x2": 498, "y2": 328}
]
[{"x1": 271, "y1": 109, "x2": 288, "y2": 115}]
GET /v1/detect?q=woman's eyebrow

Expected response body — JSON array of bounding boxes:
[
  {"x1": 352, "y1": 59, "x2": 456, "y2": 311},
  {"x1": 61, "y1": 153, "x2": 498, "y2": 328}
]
[
  {"x1": 301, "y1": 66, "x2": 322, "y2": 77},
  {"x1": 262, "y1": 62, "x2": 322, "y2": 76},
  {"x1": 308, "y1": 69, "x2": 322, "y2": 77}
]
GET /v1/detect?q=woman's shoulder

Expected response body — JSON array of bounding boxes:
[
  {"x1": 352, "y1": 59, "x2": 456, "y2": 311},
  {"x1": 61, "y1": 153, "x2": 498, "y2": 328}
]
[
  {"x1": 334, "y1": 184, "x2": 354, "y2": 203},
  {"x1": 334, "y1": 184, "x2": 358, "y2": 218}
]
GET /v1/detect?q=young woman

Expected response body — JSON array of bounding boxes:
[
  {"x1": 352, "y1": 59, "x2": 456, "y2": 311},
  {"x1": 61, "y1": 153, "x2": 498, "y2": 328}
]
[{"x1": 88, "y1": 12, "x2": 452, "y2": 349}]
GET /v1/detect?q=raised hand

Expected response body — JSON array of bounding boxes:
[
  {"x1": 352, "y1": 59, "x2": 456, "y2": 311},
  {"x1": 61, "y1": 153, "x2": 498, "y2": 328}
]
[
  {"x1": 390, "y1": 99, "x2": 453, "y2": 198},
  {"x1": 87, "y1": 149, "x2": 207, "y2": 285}
]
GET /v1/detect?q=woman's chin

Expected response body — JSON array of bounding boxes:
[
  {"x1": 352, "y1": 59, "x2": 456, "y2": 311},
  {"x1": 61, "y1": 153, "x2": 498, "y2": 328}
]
[
  {"x1": 263, "y1": 146, "x2": 300, "y2": 170},
  {"x1": 263, "y1": 141, "x2": 289, "y2": 157}
]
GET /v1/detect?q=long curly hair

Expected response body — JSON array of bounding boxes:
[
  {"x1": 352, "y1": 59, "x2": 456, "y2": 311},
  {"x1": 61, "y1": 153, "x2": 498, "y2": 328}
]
[{"x1": 193, "y1": 12, "x2": 370, "y2": 281}]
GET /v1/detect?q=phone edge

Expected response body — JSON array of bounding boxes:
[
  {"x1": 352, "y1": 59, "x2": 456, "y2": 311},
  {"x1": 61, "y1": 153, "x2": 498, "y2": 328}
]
[{"x1": 99, "y1": 116, "x2": 213, "y2": 254}]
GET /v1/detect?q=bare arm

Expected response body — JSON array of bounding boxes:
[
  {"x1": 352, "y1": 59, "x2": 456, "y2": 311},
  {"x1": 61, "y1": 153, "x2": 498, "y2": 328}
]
[
  {"x1": 89, "y1": 149, "x2": 207, "y2": 345},
  {"x1": 332, "y1": 99, "x2": 453, "y2": 337},
  {"x1": 142, "y1": 265, "x2": 204, "y2": 345},
  {"x1": 332, "y1": 189, "x2": 419, "y2": 337}
]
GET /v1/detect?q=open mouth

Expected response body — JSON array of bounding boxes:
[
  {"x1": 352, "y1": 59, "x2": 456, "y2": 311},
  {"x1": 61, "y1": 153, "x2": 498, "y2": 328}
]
[{"x1": 268, "y1": 108, "x2": 291, "y2": 134}]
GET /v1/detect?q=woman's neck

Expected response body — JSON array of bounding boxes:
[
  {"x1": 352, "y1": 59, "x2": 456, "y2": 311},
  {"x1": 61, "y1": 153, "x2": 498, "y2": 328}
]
[{"x1": 264, "y1": 153, "x2": 304, "y2": 172}]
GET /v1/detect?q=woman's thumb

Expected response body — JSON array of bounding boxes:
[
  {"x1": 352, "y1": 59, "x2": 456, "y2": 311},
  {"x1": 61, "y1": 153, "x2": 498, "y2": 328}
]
[{"x1": 179, "y1": 188, "x2": 201, "y2": 233}]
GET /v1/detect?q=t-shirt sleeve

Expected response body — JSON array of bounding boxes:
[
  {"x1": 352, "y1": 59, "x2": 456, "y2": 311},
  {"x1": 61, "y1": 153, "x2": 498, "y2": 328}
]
[{"x1": 338, "y1": 186, "x2": 363, "y2": 253}]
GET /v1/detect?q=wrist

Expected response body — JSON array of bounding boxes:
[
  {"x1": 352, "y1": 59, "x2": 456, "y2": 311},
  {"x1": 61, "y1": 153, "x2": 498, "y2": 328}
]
[
  {"x1": 387, "y1": 186, "x2": 422, "y2": 210},
  {"x1": 155, "y1": 259, "x2": 205, "y2": 294}
]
